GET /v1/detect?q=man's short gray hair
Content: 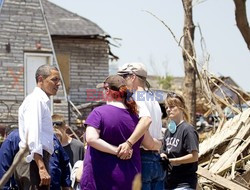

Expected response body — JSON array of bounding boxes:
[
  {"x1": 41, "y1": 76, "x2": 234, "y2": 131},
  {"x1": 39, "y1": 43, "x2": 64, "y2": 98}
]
[{"x1": 35, "y1": 64, "x2": 58, "y2": 83}]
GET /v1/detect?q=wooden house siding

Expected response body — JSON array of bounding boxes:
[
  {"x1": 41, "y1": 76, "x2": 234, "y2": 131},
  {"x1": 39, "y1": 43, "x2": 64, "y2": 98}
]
[{"x1": 53, "y1": 37, "x2": 109, "y2": 105}]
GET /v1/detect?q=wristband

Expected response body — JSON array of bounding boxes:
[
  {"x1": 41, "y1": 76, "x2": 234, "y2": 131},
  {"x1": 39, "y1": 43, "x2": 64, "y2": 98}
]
[{"x1": 126, "y1": 140, "x2": 133, "y2": 148}]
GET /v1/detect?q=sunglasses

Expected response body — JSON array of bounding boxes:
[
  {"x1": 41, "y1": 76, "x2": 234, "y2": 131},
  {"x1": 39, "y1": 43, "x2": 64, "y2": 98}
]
[
  {"x1": 121, "y1": 74, "x2": 133, "y2": 79},
  {"x1": 53, "y1": 121, "x2": 65, "y2": 126}
]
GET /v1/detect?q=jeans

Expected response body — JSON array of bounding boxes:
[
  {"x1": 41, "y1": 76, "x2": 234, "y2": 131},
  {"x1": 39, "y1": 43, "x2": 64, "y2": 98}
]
[{"x1": 141, "y1": 150, "x2": 166, "y2": 190}]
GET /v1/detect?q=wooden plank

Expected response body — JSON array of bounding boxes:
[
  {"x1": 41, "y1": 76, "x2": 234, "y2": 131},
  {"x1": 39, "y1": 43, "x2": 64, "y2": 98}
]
[
  {"x1": 197, "y1": 166, "x2": 248, "y2": 190},
  {"x1": 215, "y1": 133, "x2": 250, "y2": 174},
  {"x1": 214, "y1": 94, "x2": 241, "y2": 114},
  {"x1": 217, "y1": 151, "x2": 250, "y2": 175},
  {"x1": 209, "y1": 118, "x2": 250, "y2": 173},
  {"x1": 234, "y1": 169, "x2": 250, "y2": 189},
  {"x1": 56, "y1": 53, "x2": 70, "y2": 94},
  {"x1": 199, "y1": 108, "x2": 250, "y2": 157},
  {"x1": 199, "y1": 116, "x2": 241, "y2": 156}
]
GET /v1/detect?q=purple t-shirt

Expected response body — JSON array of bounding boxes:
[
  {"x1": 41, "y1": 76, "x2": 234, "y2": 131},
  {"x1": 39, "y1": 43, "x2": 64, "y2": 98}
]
[{"x1": 80, "y1": 105, "x2": 142, "y2": 190}]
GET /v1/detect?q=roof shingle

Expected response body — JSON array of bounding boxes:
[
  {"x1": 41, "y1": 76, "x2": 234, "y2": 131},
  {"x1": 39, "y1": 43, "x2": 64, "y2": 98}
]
[{"x1": 43, "y1": 0, "x2": 106, "y2": 36}]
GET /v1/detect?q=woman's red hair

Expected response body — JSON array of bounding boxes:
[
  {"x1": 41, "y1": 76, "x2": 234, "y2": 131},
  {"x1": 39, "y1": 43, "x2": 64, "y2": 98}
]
[{"x1": 108, "y1": 86, "x2": 138, "y2": 115}]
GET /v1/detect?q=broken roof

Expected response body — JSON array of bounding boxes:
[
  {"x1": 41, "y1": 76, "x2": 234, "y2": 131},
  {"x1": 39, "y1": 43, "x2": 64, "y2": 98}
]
[{"x1": 43, "y1": 0, "x2": 107, "y2": 37}]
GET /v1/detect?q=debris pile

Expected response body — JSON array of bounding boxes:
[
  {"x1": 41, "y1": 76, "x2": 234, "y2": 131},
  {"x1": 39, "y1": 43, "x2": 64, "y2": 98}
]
[{"x1": 197, "y1": 108, "x2": 250, "y2": 190}]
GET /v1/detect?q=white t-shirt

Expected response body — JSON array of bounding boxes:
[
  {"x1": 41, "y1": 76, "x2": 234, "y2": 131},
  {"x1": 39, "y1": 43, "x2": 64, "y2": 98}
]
[
  {"x1": 19, "y1": 87, "x2": 54, "y2": 162},
  {"x1": 133, "y1": 90, "x2": 162, "y2": 140}
]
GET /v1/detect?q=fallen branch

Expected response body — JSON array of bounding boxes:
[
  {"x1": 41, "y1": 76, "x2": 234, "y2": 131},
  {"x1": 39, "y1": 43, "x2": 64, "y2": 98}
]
[{"x1": 0, "y1": 146, "x2": 28, "y2": 188}]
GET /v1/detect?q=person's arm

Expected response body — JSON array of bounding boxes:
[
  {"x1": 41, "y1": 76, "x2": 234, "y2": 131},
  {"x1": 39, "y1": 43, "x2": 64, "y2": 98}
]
[
  {"x1": 22, "y1": 99, "x2": 44, "y2": 162},
  {"x1": 117, "y1": 116, "x2": 152, "y2": 159},
  {"x1": 141, "y1": 131, "x2": 161, "y2": 151},
  {"x1": 169, "y1": 150, "x2": 198, "y2": 166},
  {"x1": 86, "y1": 126, "x2": 118, "y2": 155},
  {"x1": 33, "y1": 153, "x2": 51, "y2": 186},
  {"x1": 0, "y1": 138, "x2": 16, "y2": 187},
  {"x1": 75, "y1": 161, "x2": 83, "y2": 182}
]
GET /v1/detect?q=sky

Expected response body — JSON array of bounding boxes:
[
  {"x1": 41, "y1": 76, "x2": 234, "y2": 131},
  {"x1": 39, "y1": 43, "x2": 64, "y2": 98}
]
[{"x1": 49, "y1": 0, "x2": 250, "y2": 92}]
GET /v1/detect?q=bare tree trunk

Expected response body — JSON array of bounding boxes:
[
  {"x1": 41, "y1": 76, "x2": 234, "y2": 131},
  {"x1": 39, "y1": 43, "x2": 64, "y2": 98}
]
[
  {"x1": 182, "y1": 0, "x2": 196, "y2": 126},
  {"x1": 233, "y1": 0, "x2": 250, "y2": 50}
]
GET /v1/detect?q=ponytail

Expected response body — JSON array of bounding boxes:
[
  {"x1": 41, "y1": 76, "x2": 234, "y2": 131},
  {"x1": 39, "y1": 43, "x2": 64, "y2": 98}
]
[{"x1": 119, "y1": 86, "x2": 138, "y2": 115}]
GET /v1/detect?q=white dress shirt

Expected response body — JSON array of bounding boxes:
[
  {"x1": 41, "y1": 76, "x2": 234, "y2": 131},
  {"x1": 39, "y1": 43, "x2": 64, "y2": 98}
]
[{"x1": 19, "y1": 87, "x2": 54, "y2": 162}]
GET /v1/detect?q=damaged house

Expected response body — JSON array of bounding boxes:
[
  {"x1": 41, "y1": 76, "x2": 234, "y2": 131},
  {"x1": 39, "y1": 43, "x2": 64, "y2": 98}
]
[{"x1": 0, "y1": 0, "x2": 112, "y2": 136}]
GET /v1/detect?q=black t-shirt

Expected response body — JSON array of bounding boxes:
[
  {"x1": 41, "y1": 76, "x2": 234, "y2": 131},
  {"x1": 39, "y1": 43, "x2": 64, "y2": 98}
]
[
  {"x1": 63, "y1": 138, "x2": 84, "y2": 167},
  {"x1": 163, "y1": 121, "x2": 199, "y2": 189}
]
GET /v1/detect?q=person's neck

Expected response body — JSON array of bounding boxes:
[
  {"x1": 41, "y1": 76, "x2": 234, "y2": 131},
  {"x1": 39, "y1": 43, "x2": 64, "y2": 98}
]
[
  {"x1": 107, "y1": 101, "x2": 126, "y2": 109},
  {"x1": 136, "y1": 86, "x2": 145, "y2": 91},
  {"x1": 173, "y1": 117, "x2": 184, "y2": 126},
  {"x1": 61, "y1": 135, "x2": 72, "y2": 146}
]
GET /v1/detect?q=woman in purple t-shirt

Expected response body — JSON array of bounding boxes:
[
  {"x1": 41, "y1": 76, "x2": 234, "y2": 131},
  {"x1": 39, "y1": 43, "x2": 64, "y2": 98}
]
[{"x1": 80, "y1": 75, "x2": 158, "y2": 190}]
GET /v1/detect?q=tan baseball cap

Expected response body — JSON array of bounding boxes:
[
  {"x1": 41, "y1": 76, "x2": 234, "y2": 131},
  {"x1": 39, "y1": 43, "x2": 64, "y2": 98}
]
[
  {"x1": 117, "y1": 62, "x2": 147, "y2": 78},
  {"x1": 96, "y1": 75, "x2": 126, "y2": 91}
]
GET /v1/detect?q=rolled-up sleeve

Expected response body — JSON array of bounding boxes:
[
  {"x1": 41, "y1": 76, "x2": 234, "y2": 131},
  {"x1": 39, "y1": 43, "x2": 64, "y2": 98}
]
[{"x1": 20, "y1": 99, "x2": 43, "y2": 162}]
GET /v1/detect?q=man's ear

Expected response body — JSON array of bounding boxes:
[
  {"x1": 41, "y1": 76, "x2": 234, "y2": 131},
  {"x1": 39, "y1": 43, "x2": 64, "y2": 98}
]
[
  {"x1": 131, "y1": 74, "x2": 136, "y2": 81},
  {"x1": 37, "y1": 75, "x2": 43, "y2": 83},
  {"x1": 106, "y1": 87, "x2": 110, "y2": 94},
  {"x1": 105, "y1": 87, "x2": 110, "y2": 94}
]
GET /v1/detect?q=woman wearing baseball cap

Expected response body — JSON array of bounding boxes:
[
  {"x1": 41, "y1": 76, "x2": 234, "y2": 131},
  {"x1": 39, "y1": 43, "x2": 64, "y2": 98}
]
[{"x1": 80, "y1": 75, "x2": 159, "y2": 190}]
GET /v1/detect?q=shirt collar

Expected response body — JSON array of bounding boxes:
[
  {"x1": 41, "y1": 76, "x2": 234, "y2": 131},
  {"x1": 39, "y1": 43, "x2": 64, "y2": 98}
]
[{"x1": 34, "y1": 87, "x2": 50, "y2": 103}]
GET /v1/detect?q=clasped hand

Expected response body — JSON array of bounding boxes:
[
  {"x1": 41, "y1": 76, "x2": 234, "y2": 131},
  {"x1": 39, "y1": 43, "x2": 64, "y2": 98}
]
[{"x1": 116, "y1": 142, "x2": 133, "y2": 160}]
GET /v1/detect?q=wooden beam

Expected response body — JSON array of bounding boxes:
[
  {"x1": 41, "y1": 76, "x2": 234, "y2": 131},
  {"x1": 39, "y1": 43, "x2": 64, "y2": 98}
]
[
  {"x1": 214, "y1": 94, "x2": 241, "y2": 114},
  {"x1": 218, "y1": 154, "x2": 250, "y2": 175},
  {"x1": 210, "y1": 127, "x2": 250, "y2": 173},
  {"x1": 197, "y1": 166, "x2": 248, "y2": 190}
]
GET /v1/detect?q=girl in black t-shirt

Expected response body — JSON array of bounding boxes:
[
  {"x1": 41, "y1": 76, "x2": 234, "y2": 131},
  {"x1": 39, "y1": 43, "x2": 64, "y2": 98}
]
[{"x1": 161, "y1": 92, "x2": 199, "y2": 190}]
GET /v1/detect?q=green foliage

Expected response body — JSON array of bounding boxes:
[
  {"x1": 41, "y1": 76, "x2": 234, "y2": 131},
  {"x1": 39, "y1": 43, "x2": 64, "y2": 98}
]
[{"x1": 158, "y1": 73, "x2": 173, "y2": 90}]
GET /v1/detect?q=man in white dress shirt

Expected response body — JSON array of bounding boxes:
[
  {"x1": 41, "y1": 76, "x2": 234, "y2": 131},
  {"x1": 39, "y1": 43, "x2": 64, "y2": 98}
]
[{"x1": 16, "y1": 64, "x2": 61, "y2": 190}]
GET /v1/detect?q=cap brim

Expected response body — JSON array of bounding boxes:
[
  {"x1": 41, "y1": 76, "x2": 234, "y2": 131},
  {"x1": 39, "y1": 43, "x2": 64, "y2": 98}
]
[
  {"x1": 96, "y1": 83, "x2": 105, "y2": 88},
  {"x1": 117, "y1": 70, "x2": 132, "y2": 76}
]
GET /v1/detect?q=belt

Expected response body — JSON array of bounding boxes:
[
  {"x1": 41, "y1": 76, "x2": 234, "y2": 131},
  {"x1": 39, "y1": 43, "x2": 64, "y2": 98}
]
[{"x1": 140, "y1": 148, "x2": 159, "y2": 154}]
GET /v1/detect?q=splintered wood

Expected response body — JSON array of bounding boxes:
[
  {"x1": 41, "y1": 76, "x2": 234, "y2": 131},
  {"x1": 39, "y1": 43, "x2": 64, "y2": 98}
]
[{"x1": 198, "y1": 108, "x2": 250, "y2": 190}]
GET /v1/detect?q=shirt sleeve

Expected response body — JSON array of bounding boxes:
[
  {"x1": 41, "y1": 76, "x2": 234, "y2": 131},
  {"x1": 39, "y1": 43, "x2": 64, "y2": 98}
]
[
  {"x1": 136, "y1": 101, "x2": 151, "y2": 118},
  {"x1": 23, "y1": 98, "x2": 43, "y2": 162},
  {"x1": 85, "y1": 109, "x2": 102, "y2": 130},
  {"x1": 183, "y1": 126, "x2": 199, "y2": 153}
]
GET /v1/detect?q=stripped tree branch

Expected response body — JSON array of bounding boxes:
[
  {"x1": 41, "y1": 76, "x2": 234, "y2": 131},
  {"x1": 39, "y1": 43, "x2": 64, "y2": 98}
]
[{"x1": 233, "y1": 0, "x2": 250, "y2": 50}]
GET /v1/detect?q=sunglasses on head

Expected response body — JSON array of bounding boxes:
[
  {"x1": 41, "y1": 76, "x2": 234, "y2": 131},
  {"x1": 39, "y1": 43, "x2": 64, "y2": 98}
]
[{"x1": 167, "y1": 92, "x2": 185, "y2": 104}]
